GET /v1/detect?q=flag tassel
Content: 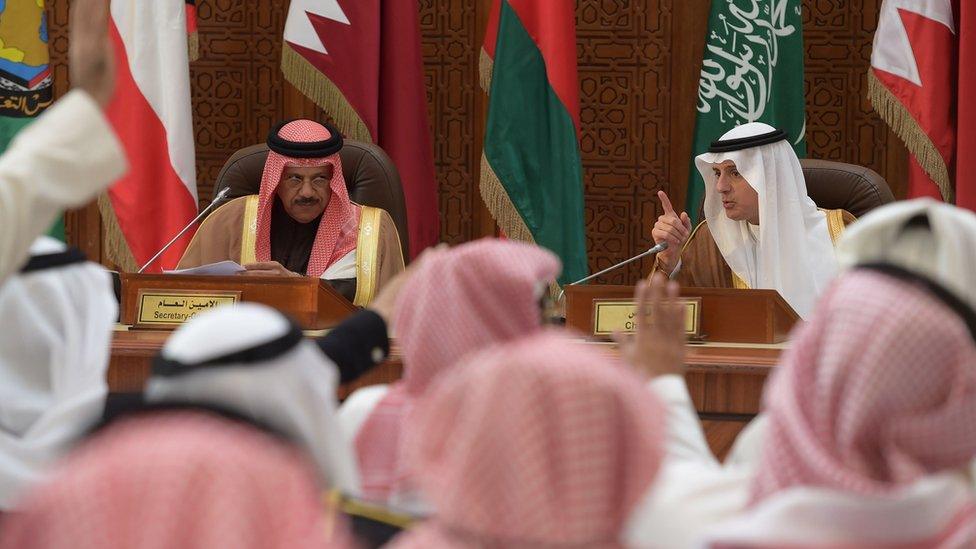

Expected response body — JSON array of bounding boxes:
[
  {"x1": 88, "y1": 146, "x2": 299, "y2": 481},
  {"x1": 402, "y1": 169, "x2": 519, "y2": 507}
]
[
  {"x1": 281, "y1": 45, "x2": 372, "y2": 143},
  {"x1": 479, "y1": 153, "x2": 533, "y2": 244},
  {"x1": 868, "y1": 70, "x2": 954, "y2": 202},
  {"x1": 479, "y1": 47, "x2": 494, "y2": 93},
  {"x1": 97, "y1": 195, "x2": 139, "y2": 272}
]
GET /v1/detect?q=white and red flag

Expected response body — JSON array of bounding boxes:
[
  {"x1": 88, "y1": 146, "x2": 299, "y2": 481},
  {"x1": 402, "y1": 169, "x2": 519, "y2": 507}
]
[
  {"x1": 281, "y1": 1, "x2": 439, "y2": 258},
  {"x1": 102, "y1": 1, "x2": 198, "y2": 271},
  {"x1": 869, "y1": 0, "x2": 975, "y2": 210}
]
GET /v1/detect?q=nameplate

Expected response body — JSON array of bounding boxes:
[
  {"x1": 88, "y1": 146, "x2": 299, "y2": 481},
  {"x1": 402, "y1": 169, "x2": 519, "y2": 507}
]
[
  {"x1": 592, "y1": 297, "x2": 702, "y2": 337},
  {"x1": 135, "y1": 289, "x2": 241, "y2": 328}
]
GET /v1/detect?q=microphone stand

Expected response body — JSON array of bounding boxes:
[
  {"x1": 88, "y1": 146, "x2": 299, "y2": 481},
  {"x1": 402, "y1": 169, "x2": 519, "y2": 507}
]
[
  {"x1": 138, "y1": 187, "x2": 231, "y2": 273},
  {"x1": 556, "y1": 241, "x2": 668, "y2": 303}
]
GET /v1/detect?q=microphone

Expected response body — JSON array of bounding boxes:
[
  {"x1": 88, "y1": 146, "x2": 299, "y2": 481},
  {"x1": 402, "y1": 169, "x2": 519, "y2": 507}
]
[
  {"x1": 557, "y1": 241, "x2": 668, "y2": 301},
  {"x1": 138, "y1": 187, "x2": 232, "y2": 273}
]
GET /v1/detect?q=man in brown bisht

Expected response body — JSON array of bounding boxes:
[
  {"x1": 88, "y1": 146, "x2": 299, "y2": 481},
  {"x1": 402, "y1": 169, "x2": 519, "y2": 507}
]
[
  {"x1": 650, "y1": 122, "x2": 855, "y2": 318},
  {"x1": 178, "y1": 119, "x2": 404, "y2": 305}
]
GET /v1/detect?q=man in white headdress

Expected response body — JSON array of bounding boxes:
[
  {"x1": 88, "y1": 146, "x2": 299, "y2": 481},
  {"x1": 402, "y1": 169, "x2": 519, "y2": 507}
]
[
  {"x1": 0, "y1": 0, "x2": 125, "y2": 285},
  {"x1": 0, "y1": 237, "x2": 116, "y2": 509},
  {"x1": 143, "y1": 302, "x2": 363, "y2": 495},
  {"x1": 651, "y1": 122, "x2": 854, "y2": 318}
]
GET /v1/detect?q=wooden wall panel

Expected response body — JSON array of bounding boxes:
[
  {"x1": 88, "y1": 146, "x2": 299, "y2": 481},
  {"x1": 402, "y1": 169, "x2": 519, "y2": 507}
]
[
  {"x1": 577, "y1": 0, "x2": 675, "y2": 284},
  {"x1": 420, "y1": 0, "x2": 482, "y2": 245},
  {"x1": 47, "y1": 0, "x2": 907, "y2": 274},
  {"x1": 803, "y1": 0, "x2": 908, "y2": 198},
  {"x1": 189, "y1": 2, "x2": 287, "y2": 205}
]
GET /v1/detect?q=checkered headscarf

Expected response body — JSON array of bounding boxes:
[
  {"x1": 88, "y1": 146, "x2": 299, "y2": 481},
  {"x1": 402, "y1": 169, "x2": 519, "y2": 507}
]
[
  {"x1": 256, "y1": 120, "x2": 359, "y2": 277},
  {"x1": 752, "y1": 269, "x2": 976, "y2": 502},
  {"x1": 391, "y1": 331, "x2": 666, "y2": 547}
]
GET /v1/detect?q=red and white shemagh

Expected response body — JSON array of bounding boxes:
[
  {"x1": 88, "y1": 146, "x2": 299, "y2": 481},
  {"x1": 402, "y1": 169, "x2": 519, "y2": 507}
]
[
  {"x1": 389, "y1": 331, "x2": 666, "y2": 548},
  {"x1": 355, "y1": 239, "x2": 560, "y2": 504},
  {"x1": 752, "y1": 270, "x2": 976, "y2": 503},
  {"x1": 256, "y1": 120, "x2": 360, "y2": 277},
  {"x1": 0, "y1": 412, "x2": 354, "y2": 549}
]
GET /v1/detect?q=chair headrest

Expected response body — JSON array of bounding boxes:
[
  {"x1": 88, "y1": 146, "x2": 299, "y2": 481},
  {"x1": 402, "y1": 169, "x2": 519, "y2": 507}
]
[{"x1": 800, "y1": 159, "x2": 895, "y2": 218}]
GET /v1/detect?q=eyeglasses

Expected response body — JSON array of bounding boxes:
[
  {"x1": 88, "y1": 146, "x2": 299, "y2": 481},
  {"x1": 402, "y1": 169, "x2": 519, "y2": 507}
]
[{"x1": 281, "y1": 174, "x2": 333, "y2": 190}]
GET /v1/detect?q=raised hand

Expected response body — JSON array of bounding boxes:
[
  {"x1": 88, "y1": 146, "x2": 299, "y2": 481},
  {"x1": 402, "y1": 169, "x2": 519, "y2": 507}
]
[
  {"x1": 651, "y1": 190, "x2": 693, "y2": 273},
  {"x1": 70, "y1": 0, "x2": 115, "y2": 107},
  {"x1": 614, "y1": 273, "x2": 686, "y2": 380}
]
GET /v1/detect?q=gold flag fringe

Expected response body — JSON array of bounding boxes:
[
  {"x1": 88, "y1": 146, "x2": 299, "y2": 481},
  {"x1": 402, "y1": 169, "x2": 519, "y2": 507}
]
[
  {"x1": 187, "y1": 31, "x2": 200, "y2": 62},
  {"x1": 479, "y1": 47, "x2": 494, "y2": 93},
  {"x1": 479, "y1": 153, "x2": 534, "y2": 244},
  {"x1": 97, "y1": 195, "x2": 138, "y2": 272},
  {"x1": 867, "y1": 70, "x2": 954, "y2": 203},
  {"x1": 281, "y1": 44, "x2": 372, "y2": 143},
  {"x1": 479, "y1": 153, "x2": 563, "y2": 296}
]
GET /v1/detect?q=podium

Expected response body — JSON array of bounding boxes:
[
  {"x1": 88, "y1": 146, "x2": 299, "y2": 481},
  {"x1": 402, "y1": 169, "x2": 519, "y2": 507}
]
[
  {"x1": 120, "y1": 274, "x2": 357, "y2": 330},
  {"x1": 564, "y1": 285, "x2": 799, "y2": 344}
]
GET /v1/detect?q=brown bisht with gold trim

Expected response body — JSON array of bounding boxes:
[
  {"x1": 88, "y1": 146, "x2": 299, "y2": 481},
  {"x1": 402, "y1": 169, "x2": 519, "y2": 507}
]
[{"x1": 177, "y1": 120, "x2": 403, "y2": 306}]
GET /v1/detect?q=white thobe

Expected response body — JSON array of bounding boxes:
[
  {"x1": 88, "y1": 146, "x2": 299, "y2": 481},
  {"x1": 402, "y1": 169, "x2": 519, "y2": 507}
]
[
  {"x1": 624, "y1": 375, "x2": 753, "y2": 549},
  {"x1": 0, "y1": 91, "x2": 126, "y2": 284}
]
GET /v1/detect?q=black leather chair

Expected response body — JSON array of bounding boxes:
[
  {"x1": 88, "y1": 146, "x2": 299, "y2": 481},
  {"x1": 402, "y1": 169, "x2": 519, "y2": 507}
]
[
  {"x1": 208, "y1": 140, "x2": 410, "y2": 260},
  {"x1": 800, "y1": 159, "x2": 895, "y2": 218}
]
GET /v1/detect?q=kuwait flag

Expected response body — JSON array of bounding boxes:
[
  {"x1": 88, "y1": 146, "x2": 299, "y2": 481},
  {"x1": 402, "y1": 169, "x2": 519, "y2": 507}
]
[
  {"x1": 869, "y1": 0, "x2": 974, "y2": 210},
  {"x1": 102, "y1": 0, "x2": 198, "y2": 272},
  {"x1": 281, "y1": 0, "x2": 439, "y2": 259},
  {"x1": 480, "y1": 0, "x2": 588, "y2": 285}
]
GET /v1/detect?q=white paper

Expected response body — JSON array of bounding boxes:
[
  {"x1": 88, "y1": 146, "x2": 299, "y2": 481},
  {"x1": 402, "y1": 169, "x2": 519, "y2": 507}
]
[{"x1": 164, "y1": 261, "x2": 246, "y2": 276}]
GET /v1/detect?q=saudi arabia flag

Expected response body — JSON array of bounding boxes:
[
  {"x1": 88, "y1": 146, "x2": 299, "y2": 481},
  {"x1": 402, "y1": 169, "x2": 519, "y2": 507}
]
[
  {"x1": 686, "y1": 0, "x2": 806, "y2": 222},
  {"x1": 480, "y1": 0, "x2": 588, "y2": 285},
  {"x1": 0, "y1": 1, "x2": 61, "y2": 240}
]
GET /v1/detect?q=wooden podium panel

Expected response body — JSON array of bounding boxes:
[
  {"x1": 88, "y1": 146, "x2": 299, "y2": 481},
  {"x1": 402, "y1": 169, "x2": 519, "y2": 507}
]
[
  {"x1": 108, "y1": 333, "x2": 776, "y2": 459},
  {"x1": 564, "y1": 285, "x2": 800, "y2": 344},
  {"x1": 120, "y1": 274, "x2": 357, "y2": 330}
]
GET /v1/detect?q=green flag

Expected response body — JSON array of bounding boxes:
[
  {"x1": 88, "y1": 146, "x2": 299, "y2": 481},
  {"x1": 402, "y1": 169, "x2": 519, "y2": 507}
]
[
  {"x1": 480, "y1": 1, "x2": 588, "y2": 285},
  {"x1": 0, "y1": 1, "x2": 62, "y2": 240},
  {"x1": 686, "y1": 0, "x2": 806, "y2": 222}
]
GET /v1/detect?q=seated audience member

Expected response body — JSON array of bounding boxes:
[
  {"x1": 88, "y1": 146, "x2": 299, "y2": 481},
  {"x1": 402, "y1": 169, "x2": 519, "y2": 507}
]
[
  {"x1": 141, "y1": 302, "x2": 360, "y2": 494},
  {"x1": 699, "y1": 266, "x2": 976, "y2": 547},
  {"x1": 0, "y1": 412, "x2": 354, "y2": 548},
  {"x1": 651, "y1": 122, "x2": 853, "y2": 317},
  {"x1": 0, "y1": 237, "x2": 115, "y2": 510},
  {"x1": 339, "y1": 238, "x2": 561, "y2": 513},
  {"x1": 0, "y1": 0, "x2": 125, "y2": 285},
  {"x1": 177, "y1": 119, "x2": 404, "y2": 305},
  {"x1": 388, "y1": 331, "x2": 666, "y2": 548},
  {"x1": 726, "y1": 198, "x2": 976, "y2": 469}
]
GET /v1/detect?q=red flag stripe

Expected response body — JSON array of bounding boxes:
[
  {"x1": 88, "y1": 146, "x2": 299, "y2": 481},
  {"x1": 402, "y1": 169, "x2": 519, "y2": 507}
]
[
  {"x1": 505, "y1": 0, "x2": 580, "y2": 131},
  {"x1": 106, "y1": 21, "x2": 197, "y2": 271}
]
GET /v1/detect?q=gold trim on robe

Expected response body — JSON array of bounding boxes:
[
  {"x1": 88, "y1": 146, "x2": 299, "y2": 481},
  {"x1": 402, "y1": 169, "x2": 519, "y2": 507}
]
[
  {"x1": 822, "y1": 208, "x2": 849, "y2": 244},
  {"x1": 240, "y1": 195, "x2": 259, "y2": 265},
  {"x1": 352, "y1": 206, "x2": 383, "y2": 306},
  {"x1": 177, "y1": 196, "x2": 405, "y2": 304}
]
